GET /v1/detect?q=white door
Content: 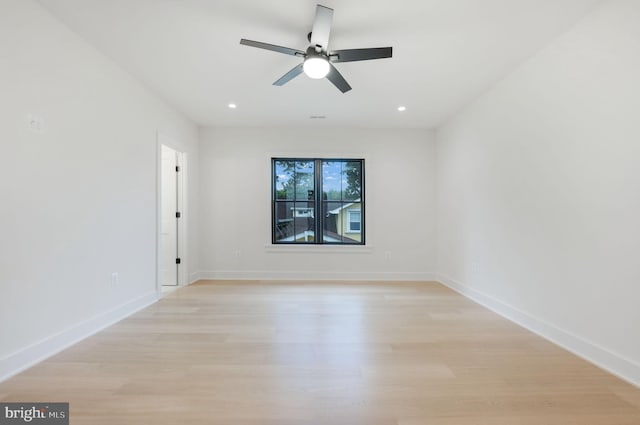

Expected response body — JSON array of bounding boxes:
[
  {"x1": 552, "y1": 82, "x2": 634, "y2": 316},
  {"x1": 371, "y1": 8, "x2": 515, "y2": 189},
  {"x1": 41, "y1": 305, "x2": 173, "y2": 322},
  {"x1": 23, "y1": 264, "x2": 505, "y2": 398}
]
[{"x1": 161, "y1": 145, "x2": 178, "y2": 286}]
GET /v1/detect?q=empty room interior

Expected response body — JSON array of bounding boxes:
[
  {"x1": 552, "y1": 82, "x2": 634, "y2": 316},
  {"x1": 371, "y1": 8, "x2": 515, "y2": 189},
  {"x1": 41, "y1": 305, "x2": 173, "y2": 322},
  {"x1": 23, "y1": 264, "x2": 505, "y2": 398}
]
[{"x1": 1, "y1": 0, "x2": 640, "y2": 423}]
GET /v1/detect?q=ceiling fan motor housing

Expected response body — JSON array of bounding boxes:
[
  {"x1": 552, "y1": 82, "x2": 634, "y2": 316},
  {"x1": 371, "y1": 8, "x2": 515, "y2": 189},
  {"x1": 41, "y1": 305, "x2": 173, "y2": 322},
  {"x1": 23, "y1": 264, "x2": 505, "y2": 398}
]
[{"x1": 306, "y1": 46, "x2": 327, "y2": 60}]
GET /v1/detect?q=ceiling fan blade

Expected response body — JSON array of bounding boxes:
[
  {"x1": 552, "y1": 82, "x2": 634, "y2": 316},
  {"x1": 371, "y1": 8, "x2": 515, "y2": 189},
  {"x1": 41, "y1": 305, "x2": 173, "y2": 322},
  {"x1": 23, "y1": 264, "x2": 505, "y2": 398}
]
[
  {"x1": 240, "y1": 39, "x2": 305, "y2": 57},
  {"x1": 310, "y1": 5, "x2": 333, "y2": 51},
  {"x1": 326, "y1": 63, "x2": 352, "y2": 93},
  {"x1": 273, "y1": 63, "x2": 305, "y2": 86},
  {"x1": 329, "y1": 47, "x2": 393, "y2": 63}
]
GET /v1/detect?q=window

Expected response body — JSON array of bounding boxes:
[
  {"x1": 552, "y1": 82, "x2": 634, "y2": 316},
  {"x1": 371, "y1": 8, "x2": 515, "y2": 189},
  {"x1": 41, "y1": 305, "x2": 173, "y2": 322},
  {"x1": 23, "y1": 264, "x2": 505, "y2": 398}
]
[
  {"x1": 347, "y1": 210, "x2": 361, "y2": 233},
  {"x1": 272, "y1": 158, "x2": 364, "y2": 245}
]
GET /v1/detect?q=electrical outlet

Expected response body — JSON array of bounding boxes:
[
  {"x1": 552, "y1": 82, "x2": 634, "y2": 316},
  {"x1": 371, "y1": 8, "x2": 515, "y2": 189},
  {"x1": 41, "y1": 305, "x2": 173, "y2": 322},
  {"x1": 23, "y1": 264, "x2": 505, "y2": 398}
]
[{"x1": 111, "y1": 272, "x2": 119, "y2": 285}]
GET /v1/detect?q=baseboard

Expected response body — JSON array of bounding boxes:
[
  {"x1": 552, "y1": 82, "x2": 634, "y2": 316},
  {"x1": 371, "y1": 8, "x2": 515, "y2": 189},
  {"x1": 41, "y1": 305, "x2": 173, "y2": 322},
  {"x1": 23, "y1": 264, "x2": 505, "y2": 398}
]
[
  {"x1": 197, "y1": 270, "x2": 436, "y2": 281},
  {"x1": 436, "y1": 273, "x2": 640, "y2": 388},
  {"x1": 0, "y1": 291, "x2": 158, "y2": 383},
  {"x1": 189, "y1": 271, "x2": 202, "y2": 284}
]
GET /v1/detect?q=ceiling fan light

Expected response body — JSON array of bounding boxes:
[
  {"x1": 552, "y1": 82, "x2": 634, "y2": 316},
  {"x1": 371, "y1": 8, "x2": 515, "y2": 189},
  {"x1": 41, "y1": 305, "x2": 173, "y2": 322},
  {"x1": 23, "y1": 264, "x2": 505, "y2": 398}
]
[{"x1": 303, "y1": 57, "x2": 330, "y2": 79}]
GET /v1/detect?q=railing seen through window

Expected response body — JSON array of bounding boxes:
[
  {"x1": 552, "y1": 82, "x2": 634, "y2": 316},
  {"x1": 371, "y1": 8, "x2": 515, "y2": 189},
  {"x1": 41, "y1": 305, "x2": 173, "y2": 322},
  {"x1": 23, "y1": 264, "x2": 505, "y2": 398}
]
[{"x1": 272, "y1": 158, "x2": 365, "y2": 245}]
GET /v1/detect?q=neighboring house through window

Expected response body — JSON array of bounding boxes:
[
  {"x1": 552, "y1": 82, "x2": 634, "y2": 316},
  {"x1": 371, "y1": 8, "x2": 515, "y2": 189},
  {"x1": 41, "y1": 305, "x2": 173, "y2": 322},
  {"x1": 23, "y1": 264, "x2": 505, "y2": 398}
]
[{"x1": 272, "y1": 158, "x2": 365, "y2": 245}]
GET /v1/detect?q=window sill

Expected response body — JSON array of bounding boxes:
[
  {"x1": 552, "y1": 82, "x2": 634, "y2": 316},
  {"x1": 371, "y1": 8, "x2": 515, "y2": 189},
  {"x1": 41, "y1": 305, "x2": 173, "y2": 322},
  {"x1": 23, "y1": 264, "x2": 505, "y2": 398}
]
[{"x1": 265, "y1": 244, "x2": 374, "y2": 254}]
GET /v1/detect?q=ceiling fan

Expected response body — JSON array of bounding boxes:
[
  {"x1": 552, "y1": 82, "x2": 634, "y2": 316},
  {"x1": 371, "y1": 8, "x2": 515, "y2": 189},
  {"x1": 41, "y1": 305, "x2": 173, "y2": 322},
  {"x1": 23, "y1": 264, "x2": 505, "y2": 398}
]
[{"x1": 240, "y1": 4, "x2": 393, "y2": 93}]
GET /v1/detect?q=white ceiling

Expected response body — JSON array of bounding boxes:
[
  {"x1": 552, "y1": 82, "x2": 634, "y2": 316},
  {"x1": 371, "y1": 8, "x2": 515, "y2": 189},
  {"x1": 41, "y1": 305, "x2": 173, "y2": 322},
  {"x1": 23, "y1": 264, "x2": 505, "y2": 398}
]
[{"x1": 37, "y1": 0, "x2": 601, "y2": 128}]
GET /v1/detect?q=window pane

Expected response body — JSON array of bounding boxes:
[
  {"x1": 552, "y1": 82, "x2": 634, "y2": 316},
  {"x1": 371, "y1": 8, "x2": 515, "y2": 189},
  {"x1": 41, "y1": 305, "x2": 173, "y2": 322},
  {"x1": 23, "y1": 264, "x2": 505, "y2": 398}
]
[
  {"x1": 322, "y1": 202, "x2": 361, "y2": 243},
  {"x1": 295, "y1": 161, "x2": 314, "y2": 200},
  {"x1": 274, "y1": 201, "x2": 295, "y2": 242},
  {"x1": 274, "y1": 201, "x2": 315, "y2": 243},
  {"x1": 274, "y1": 160, "x2": 295, "y2": 200},
  {"x1": 293, "y1": 201, "x2": 315, "y2": 242},
  {"x1": 322, "y1": 161, "x2": 342, "y2": 201},
  {"x1": 342, "y1": 161, "x2": 362, "y2": 201}
]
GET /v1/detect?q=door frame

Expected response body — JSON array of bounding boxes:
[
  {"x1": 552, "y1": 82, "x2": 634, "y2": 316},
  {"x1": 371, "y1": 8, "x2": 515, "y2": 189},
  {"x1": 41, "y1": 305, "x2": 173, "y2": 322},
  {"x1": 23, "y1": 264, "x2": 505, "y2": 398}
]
[{"x1": 156, "y1": 132, "x2": 188, "y2": 295}]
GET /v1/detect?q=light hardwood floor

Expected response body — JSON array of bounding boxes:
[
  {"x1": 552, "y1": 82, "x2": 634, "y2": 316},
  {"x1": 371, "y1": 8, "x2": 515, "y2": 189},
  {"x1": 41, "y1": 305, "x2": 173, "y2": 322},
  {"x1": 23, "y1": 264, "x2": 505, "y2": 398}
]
[{"x1": 1, "y1": 280, "x2": 639, "y2": 424}]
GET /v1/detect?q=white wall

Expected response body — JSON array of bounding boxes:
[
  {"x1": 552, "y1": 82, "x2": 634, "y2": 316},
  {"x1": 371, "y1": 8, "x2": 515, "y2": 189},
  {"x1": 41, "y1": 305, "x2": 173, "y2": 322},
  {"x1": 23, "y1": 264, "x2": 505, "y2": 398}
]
[
  {"x1": 198, "y1": 127, "x2": 436, "y2": 281},
  {"x1": 0, "y1": 0, "x2": 199, "y2": 380},
  {"x1": 436, "y1": 0, "x2": 640, "y2": 385}
]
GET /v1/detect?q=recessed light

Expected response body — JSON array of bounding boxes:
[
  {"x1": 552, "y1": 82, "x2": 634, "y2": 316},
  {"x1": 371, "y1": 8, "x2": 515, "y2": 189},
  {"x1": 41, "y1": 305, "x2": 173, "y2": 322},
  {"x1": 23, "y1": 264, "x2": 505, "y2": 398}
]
[
  {"x1": 228, "y1": 103, "x2": 237, "y2": 109},
  {"x1": 397, "y1": 106, "x2": 406, "y2": 112}
]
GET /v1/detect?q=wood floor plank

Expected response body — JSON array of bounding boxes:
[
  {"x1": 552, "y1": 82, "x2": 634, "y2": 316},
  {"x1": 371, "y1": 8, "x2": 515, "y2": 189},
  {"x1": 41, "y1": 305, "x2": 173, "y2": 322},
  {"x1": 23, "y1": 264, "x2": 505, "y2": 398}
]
[{"x1": 0, "y1": 280, "x2": 638, "y2": 424}]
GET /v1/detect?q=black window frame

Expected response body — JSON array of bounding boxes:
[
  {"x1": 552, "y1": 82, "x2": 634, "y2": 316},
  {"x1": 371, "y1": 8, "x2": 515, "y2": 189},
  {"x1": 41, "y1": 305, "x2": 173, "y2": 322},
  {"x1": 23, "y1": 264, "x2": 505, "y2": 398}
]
[{"x1": 271, "y1": 158, "x2": 365, "y2": 245}]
